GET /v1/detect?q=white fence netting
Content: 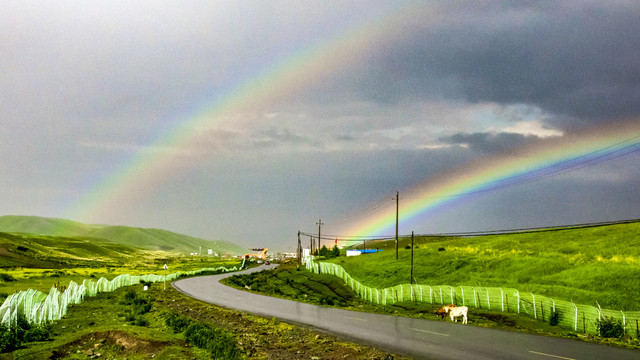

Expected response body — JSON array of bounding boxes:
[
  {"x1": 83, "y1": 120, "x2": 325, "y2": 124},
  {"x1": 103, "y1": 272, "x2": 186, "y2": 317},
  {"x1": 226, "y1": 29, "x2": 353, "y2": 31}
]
[
  {"x1": 0, "y1": 259, "x2": 245, "y2": 329},
  {"x1": 305, "y1": 257, "x2": 640, "y2": 338}
]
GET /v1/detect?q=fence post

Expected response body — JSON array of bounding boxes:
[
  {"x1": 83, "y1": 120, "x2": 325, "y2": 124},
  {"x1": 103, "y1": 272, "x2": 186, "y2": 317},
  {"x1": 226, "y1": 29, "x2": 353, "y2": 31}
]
[
  {"x1": 573, "y1": 303, "x2": 578, "y2": 331},
  {"x1": 474, "y1": 288, "x2": 479, "y2": 308},
  {"x1": 439, "y1": 286, "x2": 443, "y2": 304},
  {"x1": 450, "y1": 287, "x2": 454, "y2": 304},
  {"x1": 486, "y1": 287, "x2": 490, "y2": 309},
  {"x1": 531, "y1": 293, "x2": 536, "y2": 319},
  {"x1": 460, "y1": 287, "x2": 465, "y2": 306},
  {"x1": 541, "y1": 301, "x2": 544, "y2": 322},
  {"x1": 500, "y1": 288, "x2": 504, "y2": 312},
  {"x1": 516, "y1": 290, "x2": 520, "y2": 313},
  {"x1": 621, "y1": 311, "x2": 626, "y2": 336}
]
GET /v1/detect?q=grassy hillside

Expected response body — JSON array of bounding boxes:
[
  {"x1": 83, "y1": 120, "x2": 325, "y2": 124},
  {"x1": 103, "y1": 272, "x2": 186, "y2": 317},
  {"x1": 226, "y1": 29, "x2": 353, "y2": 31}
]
[
  {"x1": 330, "y1": 221, "x2": 640, "y2": 310},
  {"x1": 0, "y1": 215, "x2": 246, "y2": 255},
  {"x1": 0, "y1": 231, "x2": 146, "y2": 269}
]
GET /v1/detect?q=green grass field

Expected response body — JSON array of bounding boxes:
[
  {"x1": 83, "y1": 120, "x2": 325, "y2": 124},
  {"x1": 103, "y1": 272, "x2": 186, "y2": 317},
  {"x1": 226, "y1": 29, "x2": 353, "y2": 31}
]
[
  {"x1": 330, "y1": 221, "x2": 640, "y2": 310},
  {"x1": 0, "y1": 215, "x2": 247, "y2": 255},
  {"x1": 0, "y1": 230, "x2": 243, "y2": 296}
]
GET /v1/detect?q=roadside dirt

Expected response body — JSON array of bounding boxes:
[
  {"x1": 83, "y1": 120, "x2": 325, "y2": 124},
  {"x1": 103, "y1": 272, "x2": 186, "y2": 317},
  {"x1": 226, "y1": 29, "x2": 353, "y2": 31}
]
[
  {"x1": 49, "y1": 330, "x2": 176, "y2": 359},
  {"x1": 157, "y1": 286, "x2": 410, "y2": 359}
]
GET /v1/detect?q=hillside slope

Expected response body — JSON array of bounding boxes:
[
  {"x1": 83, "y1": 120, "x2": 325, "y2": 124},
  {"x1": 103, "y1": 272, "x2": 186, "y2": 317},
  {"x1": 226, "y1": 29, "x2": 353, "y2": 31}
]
[
  {"x1": 0, "y1": 215, "x2": 246, "y2": 255},
  {"x1": 333, "y1": 220, "x2": 640, "y2": 310},
  {"x1": 0, "y1": 231, "x2": 143, "y2": 268}
]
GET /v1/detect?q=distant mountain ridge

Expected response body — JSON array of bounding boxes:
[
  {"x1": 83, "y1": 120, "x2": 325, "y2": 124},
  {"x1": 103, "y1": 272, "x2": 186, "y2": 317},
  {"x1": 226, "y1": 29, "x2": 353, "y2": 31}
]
[{"x1": 0, "y1": 215, "x2": 246, "y2": 255}]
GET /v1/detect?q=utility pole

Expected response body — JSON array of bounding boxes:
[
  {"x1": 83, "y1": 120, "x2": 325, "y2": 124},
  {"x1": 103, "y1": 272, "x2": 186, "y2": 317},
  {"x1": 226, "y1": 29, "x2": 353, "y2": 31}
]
[
  {"x1": 316, "y1": 219, "x2": 323, "y2": 254},
  {"x1": 297, "y1": 231, "x2": 302, "y2": 267},
  {"x1": 310, "y1": 236, "x2": 314, "y2": 255},
  {"x1": 394, "y1": 191, "x2": 399, "y2": 260},
  {"x1": 410, "y1": 231, "x2": 414, "y2": 284}
]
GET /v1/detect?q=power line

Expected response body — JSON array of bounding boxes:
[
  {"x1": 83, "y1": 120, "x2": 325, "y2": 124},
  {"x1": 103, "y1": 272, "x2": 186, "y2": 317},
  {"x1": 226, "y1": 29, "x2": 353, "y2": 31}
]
[{"x1": 301, "y1": 218, "x2": 640, "y2": 241}]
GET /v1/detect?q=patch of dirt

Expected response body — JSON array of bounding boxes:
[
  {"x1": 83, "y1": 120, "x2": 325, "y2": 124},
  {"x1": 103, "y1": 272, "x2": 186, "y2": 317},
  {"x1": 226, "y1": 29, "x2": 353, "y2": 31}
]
[
  {"x1": 480, "y1": 313, "x2": 517, "y2": 327},
  {"x1": 49, "y1": 330, "x2": 175, "y2": 359}
]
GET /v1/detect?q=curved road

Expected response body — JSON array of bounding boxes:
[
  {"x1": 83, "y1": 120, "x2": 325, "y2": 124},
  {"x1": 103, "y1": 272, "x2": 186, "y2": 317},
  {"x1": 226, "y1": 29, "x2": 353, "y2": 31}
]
[{"x1": 173, "y1": 265, "x2": 638, "y2": 360}]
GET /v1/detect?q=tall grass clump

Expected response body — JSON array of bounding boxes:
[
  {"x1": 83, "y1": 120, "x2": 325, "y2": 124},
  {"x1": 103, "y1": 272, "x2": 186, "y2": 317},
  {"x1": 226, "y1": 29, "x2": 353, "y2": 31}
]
[
  {"x1": 0, "y1": 314, "x2": 50, "y2": 353},
  {"x1": 162, "y1": 311, "x2": 240, "y2": 359},
  {"x1": 185, "y1": 322, "x2": 241, "y2": 360}
]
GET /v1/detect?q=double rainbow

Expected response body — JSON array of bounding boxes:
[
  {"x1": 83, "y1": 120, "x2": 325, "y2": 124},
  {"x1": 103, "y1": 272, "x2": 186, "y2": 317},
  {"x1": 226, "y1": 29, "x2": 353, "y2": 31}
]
[{"x1": 343, "y1": 120, "x2": 640, "y2": 238}]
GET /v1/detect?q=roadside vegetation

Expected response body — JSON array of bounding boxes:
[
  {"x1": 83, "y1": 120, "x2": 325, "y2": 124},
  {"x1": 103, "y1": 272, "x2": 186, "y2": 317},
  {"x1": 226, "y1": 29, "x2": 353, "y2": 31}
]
[
  {"x1": 224, "y1": 221, "x2": 640, "y2": 351},
  {"x1": 0, "y1": 230, "x2": 407, "y2": 359},
  {"x1": 2, "y1": 279, "x2": 407, "y2": 359}
]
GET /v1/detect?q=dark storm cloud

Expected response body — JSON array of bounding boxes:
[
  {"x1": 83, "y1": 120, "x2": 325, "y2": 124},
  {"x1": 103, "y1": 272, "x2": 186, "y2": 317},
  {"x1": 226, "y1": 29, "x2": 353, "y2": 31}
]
[
  {"x1": 440, "y1": 131, "x2": 531, "y2": 154},
  {"x1": 354, "y1": 1, "x2": 640, "y2": 127}
]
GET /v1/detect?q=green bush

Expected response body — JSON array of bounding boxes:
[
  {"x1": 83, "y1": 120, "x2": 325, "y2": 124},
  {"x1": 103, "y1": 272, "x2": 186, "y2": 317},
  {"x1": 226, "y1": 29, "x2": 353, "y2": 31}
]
[
  {"x1": 0, "y1": 323, "x2": 20, "y2": 353},
  {"x1": 122, "y1": 289, "x2": 137, "y2": 304},
  {"x1": 23, "y1": 325, "x2": 51, "y2": 342},
  {"x1": 0, "y1": 314, "x2": 47, "y2": 352},
  {"x1": 134, "y1": 318, "x2": 149, "y2": 327},
  {"x1": 164, "y1": 311, "x2": 191, "y2": 333},
  {"x1": 549, "y1": 310, "x2": 560, "y2": 326},
  {"x1": 132, "y1": 297, "x2": 152, "y2": 315},
  {"x1": 184, "y1": 322, "x2": 241, "y2": 360},
  {"x1": 0, "y1": 274, "x2": 16, "y2": 282},
  {"x1": 596, "y1": 316, "x2": 625, "y2": 338}
]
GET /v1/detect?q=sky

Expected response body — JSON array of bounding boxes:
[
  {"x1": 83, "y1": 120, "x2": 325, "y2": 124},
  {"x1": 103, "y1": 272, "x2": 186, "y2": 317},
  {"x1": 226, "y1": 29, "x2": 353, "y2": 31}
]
[{"x1": 2, "y1": 1, "x2": 640, "y2": 252}]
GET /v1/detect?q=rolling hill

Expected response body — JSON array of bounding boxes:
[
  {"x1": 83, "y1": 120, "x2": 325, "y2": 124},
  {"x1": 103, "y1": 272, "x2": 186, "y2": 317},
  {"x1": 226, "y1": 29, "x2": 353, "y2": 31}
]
[
  {"x1": 0, "y1": 231, "x2": 143, "y2": 268},
  {"x1": 333, "y1": 219, "x2": 640, "y2": 310},
  {"x1": 0, "y1": 215, "x2": 247, "y2": 255}
]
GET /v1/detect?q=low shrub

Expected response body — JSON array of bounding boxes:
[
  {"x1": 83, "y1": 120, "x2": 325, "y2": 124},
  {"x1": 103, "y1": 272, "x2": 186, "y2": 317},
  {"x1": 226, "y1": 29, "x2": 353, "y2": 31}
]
[
  {"x1": 0, "y1": 274, "x2": 16, "y2": 282},
  {"x1": 0, "y1": 323, "x2": 19, "y2": 353},
  {"x1": 164, "y1": 311, "x2": 191, "y2": 333},
  {"x1": 549, "y1": 310, "x2": 560, "y2": 326},
  {"x1": 596, "y1": 316, "x2": 625, "y2": 338},
  {"x1": 184, "y1": 322, "x2": 241, "y2": 360},
  {"x1": 0, "y1": 314, "x2": 50, "y2": 353},
  {"x1": 23, "y1": 325, "x2": 51, "y2": 342}
]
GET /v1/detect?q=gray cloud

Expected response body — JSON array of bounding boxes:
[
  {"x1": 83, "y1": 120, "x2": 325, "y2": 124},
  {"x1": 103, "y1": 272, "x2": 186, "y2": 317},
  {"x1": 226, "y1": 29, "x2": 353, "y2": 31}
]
[
  {"x1": 344, "y1": 1, "x2": 640, "y2": 127},
  {"x1": 440, "y1": 132, "x2": 532, "y2": 154},
  {"x1": 1, "y1": 1, "x2": 640, "y2": 250}
]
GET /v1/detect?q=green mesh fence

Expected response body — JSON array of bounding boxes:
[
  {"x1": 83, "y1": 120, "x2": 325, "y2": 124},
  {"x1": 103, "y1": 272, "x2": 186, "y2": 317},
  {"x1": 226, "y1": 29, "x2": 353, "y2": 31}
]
[
  {"x1": 305, "y1": 257, "x2": 640, "y2": 338},
  {"x1": 0, "y1": 259, "x2": 245, "y2": 329}
]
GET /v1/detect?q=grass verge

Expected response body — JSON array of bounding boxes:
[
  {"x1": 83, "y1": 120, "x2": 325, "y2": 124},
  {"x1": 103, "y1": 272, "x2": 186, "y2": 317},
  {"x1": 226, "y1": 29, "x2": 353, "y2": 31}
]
[
  {"x1": 224, "y1": 261, "x2": 640, "y2": 351},
  {"x1": 3, "y1": 271, "x2": 408, "y2": 359}
]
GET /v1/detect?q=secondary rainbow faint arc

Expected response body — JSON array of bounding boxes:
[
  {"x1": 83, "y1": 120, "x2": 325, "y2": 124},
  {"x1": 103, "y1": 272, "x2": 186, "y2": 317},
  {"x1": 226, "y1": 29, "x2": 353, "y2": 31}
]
[
  {"x1": 344, "y1": 121, "x2": 640, "y2": 238},
  {"x1": 65, "y1": 2, "x2": 432, "y2": 222}
]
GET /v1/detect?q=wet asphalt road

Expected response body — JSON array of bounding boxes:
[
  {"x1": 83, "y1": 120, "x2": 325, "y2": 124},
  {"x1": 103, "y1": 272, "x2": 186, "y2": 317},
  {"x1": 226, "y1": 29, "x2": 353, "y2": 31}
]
[{"x1": 173, "y1": 265, "x2": 639, "y2": 360}]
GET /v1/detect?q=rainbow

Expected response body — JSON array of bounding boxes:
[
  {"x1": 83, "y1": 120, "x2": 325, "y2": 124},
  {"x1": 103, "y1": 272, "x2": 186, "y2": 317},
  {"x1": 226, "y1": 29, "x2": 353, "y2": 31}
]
[
  {"x1": 65, "y1": 2, "x2": 432, "y2": 222},
  {"x1": 343, "y1": 120, "x2": 640, "y2": 238}
]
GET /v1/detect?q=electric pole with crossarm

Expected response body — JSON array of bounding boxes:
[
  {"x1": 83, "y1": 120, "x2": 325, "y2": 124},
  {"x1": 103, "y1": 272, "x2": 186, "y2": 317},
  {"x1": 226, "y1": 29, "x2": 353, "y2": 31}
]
[
  {"x1": 394, "y1": 191, "x2": 399, "y2": 260},
  {"x1": 316, "y1": 219, "x2": 323, "y2": 254}
]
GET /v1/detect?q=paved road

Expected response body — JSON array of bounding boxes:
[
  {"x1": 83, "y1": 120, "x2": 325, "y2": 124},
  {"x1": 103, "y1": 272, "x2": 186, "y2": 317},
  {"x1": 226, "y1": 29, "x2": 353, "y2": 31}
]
[{"x1": 173, "y1": 265, "x2": 639, "y2": 360}]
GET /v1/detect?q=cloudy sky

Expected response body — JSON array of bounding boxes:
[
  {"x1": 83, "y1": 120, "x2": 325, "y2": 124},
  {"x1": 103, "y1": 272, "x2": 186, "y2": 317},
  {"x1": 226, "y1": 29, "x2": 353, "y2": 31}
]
[{"x1": 2, "y1": 1, "x2": 640, "y2": 252}]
